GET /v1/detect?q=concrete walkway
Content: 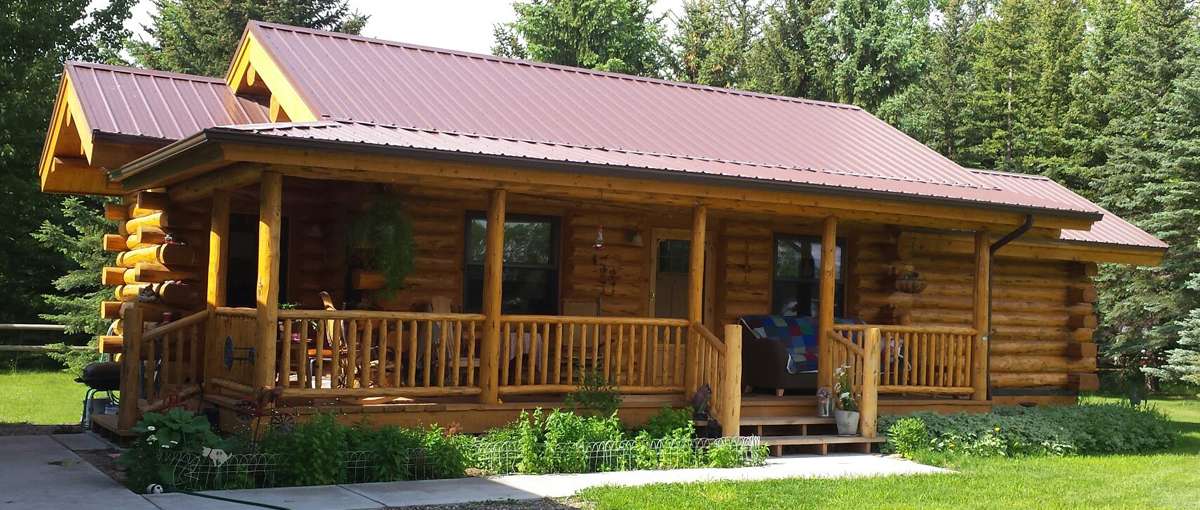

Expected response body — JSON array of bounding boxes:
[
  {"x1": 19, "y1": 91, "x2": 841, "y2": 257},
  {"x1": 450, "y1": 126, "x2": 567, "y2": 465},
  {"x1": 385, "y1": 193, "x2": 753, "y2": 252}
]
[
  {"x1": 144, "y1": 454, "x2": 947, "y2": 509},
  {"x1": 0, "y1": 434, "x2": 157, "y2": 510}
]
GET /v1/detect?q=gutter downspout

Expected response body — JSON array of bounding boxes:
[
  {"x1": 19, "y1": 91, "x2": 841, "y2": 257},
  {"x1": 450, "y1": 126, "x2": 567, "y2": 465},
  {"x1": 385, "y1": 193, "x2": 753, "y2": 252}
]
[{"x1": 985, "y1": 214, "x2": 1035, "y2": 399}]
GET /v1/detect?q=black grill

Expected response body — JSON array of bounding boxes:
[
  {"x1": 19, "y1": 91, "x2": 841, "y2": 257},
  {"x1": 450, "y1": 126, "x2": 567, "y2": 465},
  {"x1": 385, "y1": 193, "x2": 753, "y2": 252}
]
[{"x1": 76, "y1": 361, "x2": 120, "y2": 391}]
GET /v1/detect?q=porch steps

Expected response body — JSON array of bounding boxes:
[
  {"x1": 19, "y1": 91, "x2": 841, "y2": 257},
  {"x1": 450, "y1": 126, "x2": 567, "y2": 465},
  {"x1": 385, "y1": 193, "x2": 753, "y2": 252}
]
[
  {"x1": 761, "y1": 435, "x2": 886, "y2": 455},
  {"x1": 738, "y1": 413, "x2": 882, "y2": 455},
  {"x1": 740, "y1": 416, "x2": 834, "y2": 426}
]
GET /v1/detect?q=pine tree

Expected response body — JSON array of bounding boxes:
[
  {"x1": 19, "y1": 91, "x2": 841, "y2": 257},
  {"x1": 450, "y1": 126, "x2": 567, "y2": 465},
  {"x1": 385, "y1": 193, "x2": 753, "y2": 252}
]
[
  {"x1": 829, "y1": 0, "x2": 931, "y2": 123},
  {"x1": 743, "y1": 0, "x2": 836, "y2": 100},
  {"x1": 899, "y1": 0, "x2": 985, "y2": 161},
  {"x1": 128, "y1": 0, "x2": 367, "y2": 77},
  {"x1": 492, "y1": 0, "x2": 669, "y2": 77},
  {"x1": 1093, "y1": 0, "x2": 1195, "y2": 370},
  {"x1": 963, "y1": 0, "x2": 1039, "y2": 171},
  {"x1": 670, "y1": 0, "x2": 763, "y2": 87},
  {"x1": 1023, "y1": 0, "x2": 1085, "y2": 181}
]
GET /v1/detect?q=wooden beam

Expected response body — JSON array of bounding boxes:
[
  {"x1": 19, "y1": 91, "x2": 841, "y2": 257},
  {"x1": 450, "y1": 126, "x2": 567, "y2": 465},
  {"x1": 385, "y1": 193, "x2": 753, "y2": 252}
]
[
  {"x1": 207, "y1": 191, "x2": 231, "y2": 309},
  {"x1": 685, "y1": 205, "x2": 707, "y2": 396},
  {"x1": 254, "y1": 172, "x2": 282, "y2": 391},
  {"x1": 117, "y1": 304, "x2": 143, "y2": 431},
  {"x1": 168, "y1": 164, "x2": 263, "y2": 203},
  {"x1": 720, "y1": 324, "x2": 743, "y2": 437},
  {"x1": 973, "y1": 231, "x2": 991, "y2": 401},
  {"x1": 818, "y1": 216, "x2": 837, "y2": 389},
  {"x1": 479, "y1": 189, "x2": 506, "y2": 404},
  {"x1": 101, "y1": 267, "x2": 126, "y2": 286},
  {"x1": 860, "y1": 327, "x2": 881, "y2": 438}
]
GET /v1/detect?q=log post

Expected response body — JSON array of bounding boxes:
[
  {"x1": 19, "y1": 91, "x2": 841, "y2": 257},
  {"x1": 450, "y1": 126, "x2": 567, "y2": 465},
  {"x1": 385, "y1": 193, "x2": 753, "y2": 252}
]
[
  {"x1": 973, "y1": 230, "x2": 991, "y2": 401},
  {"x1": 685, "y1": 205, "x2": 707, "y2": 396},
  {"x1": 204, "y1": 190, "x2": 230, "y2": 386},
  {"x1": 720, "y1": 323, "x2": 743, "y2": 437},
  {"x1": 860, "y1": 327, "x2": 881, "y2": 438},
  {"x1": 818, "y1": 216, "x2": 838, "y2": 389},
  {"x1": 479, "y1": 189, "x2": 506, "y2": 404},
  {"x1": 254, "y1": 172, "x2": 282, "y2": 392},
  {"x1": 117, "y1": 304, "x2": 144, "y2": 431}
]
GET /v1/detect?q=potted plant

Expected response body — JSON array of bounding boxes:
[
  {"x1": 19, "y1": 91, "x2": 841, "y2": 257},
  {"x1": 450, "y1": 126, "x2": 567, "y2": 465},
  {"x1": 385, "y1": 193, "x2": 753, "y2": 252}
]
[{"x1": 833, "y1": 365, "x2": 859, "y2": 435}]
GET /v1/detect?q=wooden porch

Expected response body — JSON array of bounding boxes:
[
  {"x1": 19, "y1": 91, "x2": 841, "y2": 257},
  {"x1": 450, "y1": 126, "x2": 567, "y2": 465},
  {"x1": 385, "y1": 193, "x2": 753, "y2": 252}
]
[{"x1": 109, "y1": 169, "x2": 998, "y2": 448}]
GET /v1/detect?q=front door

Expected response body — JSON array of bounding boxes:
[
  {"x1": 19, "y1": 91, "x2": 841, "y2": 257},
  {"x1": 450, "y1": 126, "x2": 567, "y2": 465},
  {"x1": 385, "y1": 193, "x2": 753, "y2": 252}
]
[{"x1": 651, "y1": 232, "x2": 690, "y2": 319}]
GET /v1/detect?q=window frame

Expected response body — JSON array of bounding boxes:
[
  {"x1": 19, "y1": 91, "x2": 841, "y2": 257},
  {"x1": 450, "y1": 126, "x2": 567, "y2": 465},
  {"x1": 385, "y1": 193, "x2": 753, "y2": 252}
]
[
  {"x1": 770, "y1": 233, "x2": 846, "y2": 318},
  {"x1": 463, "y1": 212, "x2": 561, "y2": 314}
]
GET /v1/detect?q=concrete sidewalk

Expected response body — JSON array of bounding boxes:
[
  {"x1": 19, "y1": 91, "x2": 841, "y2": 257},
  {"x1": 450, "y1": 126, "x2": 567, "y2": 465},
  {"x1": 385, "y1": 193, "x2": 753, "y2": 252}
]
[
  {"x1": 0, "y1": 434, "x2": 157, "y2": 510},
  {"x1": 144, "y1": 454, "x2": 947, "y2": 509}
]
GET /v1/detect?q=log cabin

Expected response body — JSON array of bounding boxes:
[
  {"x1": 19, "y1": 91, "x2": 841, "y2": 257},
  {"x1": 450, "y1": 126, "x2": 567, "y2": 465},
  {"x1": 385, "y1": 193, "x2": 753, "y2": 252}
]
[{"x1": 38, "y1": 21, "x2": 1165, "y2": 451}]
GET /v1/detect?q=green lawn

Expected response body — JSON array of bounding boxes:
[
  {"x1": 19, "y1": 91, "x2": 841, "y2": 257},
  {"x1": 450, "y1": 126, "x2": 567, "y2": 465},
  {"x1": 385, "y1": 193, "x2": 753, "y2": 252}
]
[
  {"x1": 577, "y1": 396, "x2": 1200, "y2": 510},
  {"x1": 0, "y1": 370, "x2": 85, "y2": 425}
]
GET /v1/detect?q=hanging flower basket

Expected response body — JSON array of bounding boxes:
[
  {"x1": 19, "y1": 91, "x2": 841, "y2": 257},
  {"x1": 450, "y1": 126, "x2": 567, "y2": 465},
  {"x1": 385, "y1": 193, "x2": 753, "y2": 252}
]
[{"x1": 894, "y1": 272, "x2": 927, "y2": 294}]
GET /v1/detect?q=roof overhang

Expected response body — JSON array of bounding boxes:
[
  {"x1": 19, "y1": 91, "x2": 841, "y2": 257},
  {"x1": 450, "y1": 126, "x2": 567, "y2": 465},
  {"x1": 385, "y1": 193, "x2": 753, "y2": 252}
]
[
  {"x1": 112, "y1": 127, "x2": 1103, "y2": 231},
  {"x1": 226, "y1": 26, "x2": 317, "y2": 123}
]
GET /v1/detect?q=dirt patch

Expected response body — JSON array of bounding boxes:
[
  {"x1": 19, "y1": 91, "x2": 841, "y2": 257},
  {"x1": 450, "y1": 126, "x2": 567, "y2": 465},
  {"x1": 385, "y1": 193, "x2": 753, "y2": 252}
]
[{"x1": 76, "y1": 448, "x2": 126, "y2": 485}]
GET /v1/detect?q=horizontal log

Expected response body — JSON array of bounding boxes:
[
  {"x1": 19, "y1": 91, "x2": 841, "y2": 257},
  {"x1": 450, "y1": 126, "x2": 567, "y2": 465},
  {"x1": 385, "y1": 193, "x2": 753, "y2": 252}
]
[
  {"x1": 501, "y1": 314, "x2": 689, "y2": 326},
  {"x1": 104, "y1": 203, "x2": 128, "y2": 221},
  {"x1": 282, "y1": 386, "x2": 482, "y2": 398},
  {"x1": 126, "y1": 226, "x2": 167, "y2": 249},
  {"x1": 209, "y1": 377, "x2": 256, "y2": 396},
  {"x1": 115, "y1": 244, "x2": 195, "y2": 268},
  {"x1": 1068, "y1": 285, "x2": 1097, "y2": 304},
  {"x1": 101, "y1": 301, "x2": 123, "y2": 320},
  {"x1": 1072, "y1": 328, "x2": 1094, "y2": 342},
  {"x1": 499, "y1": 385, "x2": 684, "y2": 396},
  {"x1": 991, "y1": 372, "x2": 1069, "y2": 388},
  {"x1": 877, "y1": 385, "x2": 974, "y2": 396},
  {"x1": 114, "y1": 281, "x2": 201, "y2": 307},
  {"x1": 1066, "y1": 342, "x2": 1098, "y2": 360},
  {"x1": 990, "y1": 355, "x2": 1096, "y2": 373},
  {"x1": 121, "y1": 211, "x2": 205, "y2": 236},
  {"x1": 1068, "y1": 314, "x2": 1098, "y2": 329},
  {"x1": 833, "y1": 324, "x2": 976, "y2": 335},
  {"x1": 0, "y1": 344, "x2": 91, "y2": 353},
  {"x1": 140, "y1": 385, "x2": 200, "y2": 413},
  {"x1": 103, "y1": 234, "x2": 126, "y2": 252},
  {"x1": 129, "y1": 263, "x2": 198, "y2": 284},
  {"x1": 142, "y1": 308, "x2": 210, "y2": 342},
  {"x1": 990, "y1": 340, "x2": 1068, "y2": 356},
  {"x1": 1069, "y1": 372, "x2": 1100, "y2": 392},
  {"x1": 102, "y1": 267, "x2": 126, "y2": 286},
  {"x1": 131, "y1": 191, "x2": 169, "y2": 216},
  {"x1": 98, "y1": 335, "x2": 122, "y2": 354},
  {"x1": 276, "y1": 309, "x2": 485, "y2": 321}
]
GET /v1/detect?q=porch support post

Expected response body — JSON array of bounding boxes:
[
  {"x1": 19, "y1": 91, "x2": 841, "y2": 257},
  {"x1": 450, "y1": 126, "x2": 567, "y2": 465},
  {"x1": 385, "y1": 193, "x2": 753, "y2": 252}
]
[
  {"x1": 117, "y1": 304, "x2": 143, "y2": 431},
  {"x1": 972, "y1": 230, "x2": 991, "y2": 401},
  {"x1": 204, "y1": 190, "x2": 230, "y2": 387},
  {"x1": 818, "y1": 216, "x2": 838, "y2": 389},
  {"x1": 861, "y1": 327, "x2": 881, "y2": 438},
  {"x1": 720, "y1": 324, "x2": 743, "y2": 437},
  {"x1": 685, "y1": 204, "x2": 707, "y2": 396},
  {"x1": 253, "y1": 172, "x2": 282, "y2": 392},
  {"x1": 479, "y1": 189, "x2": 506, "y2": 404}
]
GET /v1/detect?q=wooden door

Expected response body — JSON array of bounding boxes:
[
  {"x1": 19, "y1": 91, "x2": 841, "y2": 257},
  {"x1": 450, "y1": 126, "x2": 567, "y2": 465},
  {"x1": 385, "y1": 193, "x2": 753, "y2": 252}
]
[{"x1": 650, "y1": 230, "x2": 691, "y2": 319}]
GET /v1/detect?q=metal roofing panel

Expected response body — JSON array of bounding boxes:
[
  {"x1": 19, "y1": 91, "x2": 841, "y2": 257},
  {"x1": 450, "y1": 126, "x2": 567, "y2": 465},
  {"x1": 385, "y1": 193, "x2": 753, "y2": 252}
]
[
  {"x1": 65, "y1": 62, "x2": 270, "y2": 141},
  {"x1": 248, "y1": 22, "x2": 1000, "y2": 192},
  {"x1": 216, "y1": 120, "x2": 1100, "y2": 216},
  {"x1": 967, "y1": 169, "x2": 1166, "y2": 249}
]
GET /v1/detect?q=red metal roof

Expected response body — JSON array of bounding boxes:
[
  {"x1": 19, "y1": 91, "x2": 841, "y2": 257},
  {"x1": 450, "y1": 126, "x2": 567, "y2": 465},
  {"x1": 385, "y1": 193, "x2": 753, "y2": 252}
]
[
  {"x1": 248, "y1": 22, "x2": 1000, "y2": 191},
  {"x1": 216, "y1": 120, "x2": 1097, "y2": 216},
  {"x1": 66, "y1": 61, "x2": 269, "y2": 142},
  {"x1": 967, "y1": 169, "x2": 1166, "y2": 250}
]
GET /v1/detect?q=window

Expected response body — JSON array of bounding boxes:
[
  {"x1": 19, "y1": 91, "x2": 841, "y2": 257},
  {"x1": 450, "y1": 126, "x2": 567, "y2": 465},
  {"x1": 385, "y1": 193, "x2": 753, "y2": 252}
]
[
  {"x1": 464, "y1": 214, "x2": 559, "y2": 314},
  {"x1": 771, "y1": 235, "x2": 843, "y2": 317}
]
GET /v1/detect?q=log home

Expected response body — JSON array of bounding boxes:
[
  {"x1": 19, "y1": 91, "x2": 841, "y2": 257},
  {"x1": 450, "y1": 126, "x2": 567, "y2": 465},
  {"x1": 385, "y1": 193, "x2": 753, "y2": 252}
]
[{"x1": 39, "y1": 22, "x2": 1165, "y2": 451}]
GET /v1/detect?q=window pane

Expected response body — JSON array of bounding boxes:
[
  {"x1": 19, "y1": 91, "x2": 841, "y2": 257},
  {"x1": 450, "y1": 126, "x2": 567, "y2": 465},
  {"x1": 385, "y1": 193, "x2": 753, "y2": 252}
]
[
  {"x1": 772, "y1": 235, "x2": 844, "y2": 318},
  {"x1": 657, "y1": 239, "x2": 689, "y2": 274},
  {"x1": 466, "y1": 217, "x2": 554, "y2": 267}
]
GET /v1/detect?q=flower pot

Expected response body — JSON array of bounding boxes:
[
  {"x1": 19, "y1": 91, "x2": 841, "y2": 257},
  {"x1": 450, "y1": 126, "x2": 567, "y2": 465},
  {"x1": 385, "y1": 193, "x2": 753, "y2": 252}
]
[{"x1": 834, "y1": 409, "x2": 860, "y2": 436}]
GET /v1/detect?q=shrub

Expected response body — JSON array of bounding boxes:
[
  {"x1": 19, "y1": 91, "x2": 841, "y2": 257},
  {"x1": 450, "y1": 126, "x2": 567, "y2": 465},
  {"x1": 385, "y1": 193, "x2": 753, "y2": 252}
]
[
  {"x1": 565, "y1": 370, "x2": 622, "y2": 416},
  {"x1": 344, "y1": 423, "x2": 423, "y2": 482},
  {"x1": 418, "y1": 426, "x2": 471, "y2": 479},
  {"x1": 640, "y1": 407, "x2": 694, "y2": 439},
  {"x1": 120, "y1": 409, "x2": 224, "y2": 491},
  {"x1": 704, "y1": 439, "x2": 747, "y2": 468},
  {"x1": 259, "y1": 414, "x2": 346, "y2": 486},
  {"x1": 881, "y1": 402, "x2": 1175, "y2": 459}
]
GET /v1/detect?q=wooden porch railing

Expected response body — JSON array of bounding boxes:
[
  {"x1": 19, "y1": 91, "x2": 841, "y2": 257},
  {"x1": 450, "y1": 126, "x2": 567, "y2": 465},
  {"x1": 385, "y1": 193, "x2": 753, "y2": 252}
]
[
  {"x1": 830, "y1": 324, "x2": 978, "y2": 396},
  {"x1": 693, "y1": 323, "x2": 742, "y2": 437},
  {"x1": 117, "y1": 305, "x2": 208, "y2": 429},
  {"x1": 825, "y1": 325, "x2": 881, "y2": 437},
  {"x1": 496, "y1": 315, "x2": 690, "y2": 395},
  {"x1": 273, "y1": 310, "x2": 485, "y2": 398}
]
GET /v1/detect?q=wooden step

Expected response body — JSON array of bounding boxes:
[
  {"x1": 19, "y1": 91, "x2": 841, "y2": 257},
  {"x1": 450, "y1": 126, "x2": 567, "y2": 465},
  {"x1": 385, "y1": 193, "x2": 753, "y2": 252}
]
[
  {"x1": 740, "y1": 415, "x2": 834, "y2": 426},
  {"x1": 761, "y1": 434, "x2": 886, "y2": 446}
]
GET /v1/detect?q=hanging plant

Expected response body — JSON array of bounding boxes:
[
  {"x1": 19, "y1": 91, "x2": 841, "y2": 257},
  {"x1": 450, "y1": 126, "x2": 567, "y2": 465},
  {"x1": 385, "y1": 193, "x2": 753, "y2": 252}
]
[{"x1": 349, "y1": 192, "x2": 416, "y2": 297}]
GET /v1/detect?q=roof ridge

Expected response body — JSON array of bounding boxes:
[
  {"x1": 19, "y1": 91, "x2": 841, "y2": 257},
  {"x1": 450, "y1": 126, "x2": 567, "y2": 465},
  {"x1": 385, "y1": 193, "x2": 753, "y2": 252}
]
[
  {"x1": 247, "y1": 20, "x2": 863, "y2": 112},
  {"x1": 66, "y1": 61, "x2": 225, "y2": 83},
  {"x1": 233, "y1": 118, "x2": 988, "y2": 190}
]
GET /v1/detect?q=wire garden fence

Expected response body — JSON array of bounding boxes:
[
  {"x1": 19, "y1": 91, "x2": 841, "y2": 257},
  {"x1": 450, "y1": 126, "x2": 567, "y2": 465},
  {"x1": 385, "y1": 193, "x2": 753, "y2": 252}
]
[{"x1": 159, "y1": 436, "x2": 767, "y2": 491}]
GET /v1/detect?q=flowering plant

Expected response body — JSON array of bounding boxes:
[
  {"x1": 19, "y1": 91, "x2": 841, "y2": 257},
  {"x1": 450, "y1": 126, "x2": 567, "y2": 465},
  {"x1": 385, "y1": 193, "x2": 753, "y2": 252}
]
[{"x1": 834, "y1": 365, "x2": 858, "y2": 412}]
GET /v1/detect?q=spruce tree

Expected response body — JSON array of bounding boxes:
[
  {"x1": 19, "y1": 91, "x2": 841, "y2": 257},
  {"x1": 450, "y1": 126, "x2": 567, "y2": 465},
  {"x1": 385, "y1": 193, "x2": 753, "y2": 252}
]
[
  {"x1": 1023, "y1": 0, "x2": 1085, "y2": 181},
  {"x1": 1093, "y1": 0, "x2": 1195, "y2": 370},
  {"x1": 671, "y1": 0, "x2": 763, "y2": 87},
  {"x1": 963, "y1": 0, "x2": 1038, "y2": 171},
  {"x1": 829, "y1": 0, "x2": 931, "y2": 123},
  {"x1": 743, "y1": 0, "x2": 836, "y2": 100}
]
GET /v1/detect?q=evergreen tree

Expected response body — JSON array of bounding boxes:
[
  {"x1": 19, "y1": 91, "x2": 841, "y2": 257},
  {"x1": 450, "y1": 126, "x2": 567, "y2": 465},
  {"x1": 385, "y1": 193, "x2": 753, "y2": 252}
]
[
  {"x1": 492, "y1": 0, "x2": 669, "y2": 77},
  {"x1": 1093, "y1": 0, "x2": 1195, "y2": 370},
  {"x1": 0, "y1": 0, "x2": 131, "y2": 328},
  {"x1": 963, "y1": 0, "x2": 1039, "y2": 171},
  {"x1": 1023, "y1": 0, "x2": 1085, "y2": 181},
  {"x1": 829, "y1": 0, "x2": 931, "y2": 123},
  {"x1": 744, "y1": 0, "x2": 836, "y2": 100},
  {"x1": 670, "y1": 0, "x2": 763, "y2": 87},
  {"x1": 899, "y1": 0, "x2": 984, "y2": 161},
  {"x1": 128, "y1": 0, "x2": 367, "y2": 77}
]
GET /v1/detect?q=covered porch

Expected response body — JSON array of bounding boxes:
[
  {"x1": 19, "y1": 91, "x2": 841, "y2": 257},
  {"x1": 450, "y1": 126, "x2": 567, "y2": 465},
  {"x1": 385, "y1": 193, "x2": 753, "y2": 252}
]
[{"x1": 109, "y1": 157, "x2": 1009, "y2": 443}]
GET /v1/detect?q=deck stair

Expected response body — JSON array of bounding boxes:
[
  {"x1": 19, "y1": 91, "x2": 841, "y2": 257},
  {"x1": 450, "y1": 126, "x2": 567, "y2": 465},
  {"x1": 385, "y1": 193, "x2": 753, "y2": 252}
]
[{"x1": 738, "y1": 410, "x2": 884, "y2": 455}]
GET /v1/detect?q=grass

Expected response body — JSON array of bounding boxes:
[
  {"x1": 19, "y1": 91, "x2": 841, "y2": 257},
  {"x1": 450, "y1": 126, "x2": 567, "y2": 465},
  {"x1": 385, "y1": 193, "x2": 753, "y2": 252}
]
[
  {"x1": 577, "y1": 395, "x2": 1200, "y2": 510},
  {"x1": 0, "y1": 369, "x2": 85, "y2": 425}
]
